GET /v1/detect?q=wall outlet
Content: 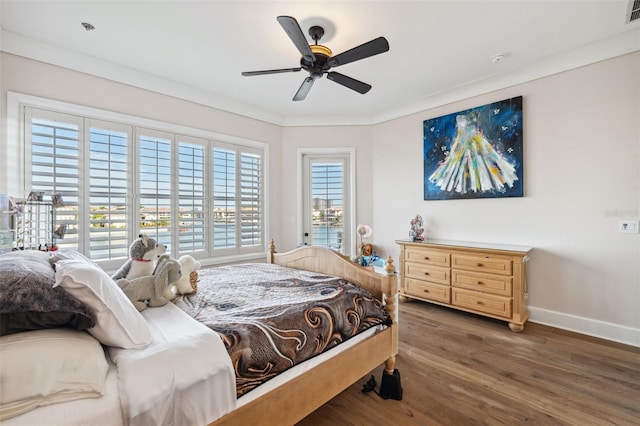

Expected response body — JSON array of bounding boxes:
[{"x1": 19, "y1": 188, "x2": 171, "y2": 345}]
[{"x1": 618, "y1": 220, "x2": 639, "y2": 234}]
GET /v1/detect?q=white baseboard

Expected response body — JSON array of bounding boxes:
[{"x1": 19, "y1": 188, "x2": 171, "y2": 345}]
[{"x1": 528, "y1": 307, "x2": 640, "y2": 348}]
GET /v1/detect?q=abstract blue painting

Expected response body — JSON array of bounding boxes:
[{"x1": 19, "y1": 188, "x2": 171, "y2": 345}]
[{"x1": 423, "y1": 96, "x2": 523, "y2": 200}]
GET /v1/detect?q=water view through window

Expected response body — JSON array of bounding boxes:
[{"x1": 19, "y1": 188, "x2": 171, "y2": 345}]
[{"x1": 311, "y1": 161, "x2": 343, "y2": 251}]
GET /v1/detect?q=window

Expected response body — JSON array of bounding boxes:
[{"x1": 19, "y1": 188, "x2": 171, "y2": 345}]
[
  {"x1": 301, "y1": 150, "x2": 354, "y2": 255},
  {"x1": 239, "y1": 150, "x2": 262, "y2": 248},
  {"x1": 177, "y1": 136, "x2": 206, "y2": 254},
  {"x1": 138, "y1": 129, "x2": 173, "y2": 252},
  {"x1": 212, "y1": 146, "x2": 236, "y2": 251},
  {"x1": 22, "y1": 103, "x2": 265, "y2": 265},
  {"x1": 87, "y1": 120, "x2": 131, "y2": 260},
  {"x1": 310, "y1": 160, "x2": 344, "y2": 249},
  {"x1": 212, "y1": 144, "x2": 263, "y2": 255},
  {"x1": 26, "y1": 109, "x2": 82, "y2": 251}
]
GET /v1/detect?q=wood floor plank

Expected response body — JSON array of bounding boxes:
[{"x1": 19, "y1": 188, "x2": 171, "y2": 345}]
[{"x1": 297, "y1": 302, "x2": 640, "y2": 426}]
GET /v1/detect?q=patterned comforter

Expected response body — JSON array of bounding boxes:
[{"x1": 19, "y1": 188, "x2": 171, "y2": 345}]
[{"x1": 173, "y1": 263, "x2": 390, "y2": 396}]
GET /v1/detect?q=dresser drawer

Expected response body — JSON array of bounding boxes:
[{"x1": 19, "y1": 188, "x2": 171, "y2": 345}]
[
  {"x1": 451, "y1": 288, "x2": 512, "y2": 318},
  {"x1": 451, "y1": 254, "x2": 512, "y2": 276},
  {"x1": 452, "y1": 270, "x2": 513, "y2": 297},
  {"x1": 405, "y1": 278, "x2": 450, "y2": 304},
  {"x1": 404, "y1": 247, "x2": 450, "y2": 266},
  {"x1": 405, "y1": 262, "x2": 450, "y2": 285}
]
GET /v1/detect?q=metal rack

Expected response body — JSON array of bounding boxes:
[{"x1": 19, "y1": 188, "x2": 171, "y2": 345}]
[{"x1": 15, "y1": 201, "x2": 55, "y2": 250}]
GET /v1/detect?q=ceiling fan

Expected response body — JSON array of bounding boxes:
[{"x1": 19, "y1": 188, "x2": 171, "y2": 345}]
[{"x1": 241, "y1": 16, "x2": 390, "y2": 101}]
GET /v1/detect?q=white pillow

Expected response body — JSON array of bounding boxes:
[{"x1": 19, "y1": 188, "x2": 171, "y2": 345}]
[
  {"x1": 0, "y1": 328, "x2": 108, "y2": 420},
  {"x1": 54, "y1": 259, "x2": 152, "y2": 349},
  {"x1": 49, "y1": 248, "x2": 99, "y2": 268}
]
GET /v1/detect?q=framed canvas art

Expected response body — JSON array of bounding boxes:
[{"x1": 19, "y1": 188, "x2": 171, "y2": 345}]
[{"x1": 423, "y1": 96, "x2": 523, "y2": 200}]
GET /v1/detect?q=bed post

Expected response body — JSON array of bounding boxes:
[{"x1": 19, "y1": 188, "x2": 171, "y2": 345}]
[
  {"x1": 382, "y1": 258, "x2": 397, "y2": 375},
  {"x1": 267, "y1": 239, "x2": 276, "y2": 263},
  {"x1": 378, "y1": 255, "x2": 403, "y2": 400}
]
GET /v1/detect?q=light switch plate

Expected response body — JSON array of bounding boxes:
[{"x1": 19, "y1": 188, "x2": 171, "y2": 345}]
[{"x1": 618, "y1": 220, "x2": 639, "y2": 234}]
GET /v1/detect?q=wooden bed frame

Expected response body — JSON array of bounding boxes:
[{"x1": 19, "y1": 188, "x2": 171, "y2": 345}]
[{"x1": 210, "y1": 241, "x2": 399, "y2": 426}]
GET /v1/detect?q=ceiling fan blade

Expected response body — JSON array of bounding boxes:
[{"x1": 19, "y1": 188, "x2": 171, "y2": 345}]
[
  {"x1": 327, "y1": 72, "x2": 371, "y2": 94},
  {"x1": 277, "y1": 16, "x2": 316, "y2": 63},
  {"x1": 241, "y1": 67, "x2": 302, "y2": 76},
  {"x1": 328, "y1": 37, "x2": 389, "y2": 68},
  {"x1": 293, "y1": 77, "x2": 315, "y2": 101}
]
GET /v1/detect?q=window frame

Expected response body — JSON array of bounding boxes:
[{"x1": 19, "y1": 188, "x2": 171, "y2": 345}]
[
  {"x1": 298, "y1": 147, "x2": 356, "y2": 257},
  {"x1": 7, "y1": 91, "x2": 268, "y2": 266}
]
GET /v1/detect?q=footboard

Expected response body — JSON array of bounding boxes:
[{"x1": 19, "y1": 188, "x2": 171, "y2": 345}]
[{"x1": 268, "y1": 241, "x2": 397, "y2": 313}]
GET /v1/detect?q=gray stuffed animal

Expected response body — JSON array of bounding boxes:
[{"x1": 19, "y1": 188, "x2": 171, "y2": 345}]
[
  {"x1": 116, "y1": 255, "x2": 181, "y2": 311},
  {"x1": 112, "y1": 233, "x2": 167, "y2": 281}
]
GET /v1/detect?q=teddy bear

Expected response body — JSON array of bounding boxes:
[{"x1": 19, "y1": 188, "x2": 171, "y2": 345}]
[
  {"x1": 111, "y1": 233, "x2": 167, "y2": 281},
  {"x1": 116, "y1": 255, "x2": 181, "y2": 311},
  {"x1": 163, "y1": 255, "x2": 201, "y2": 300}
]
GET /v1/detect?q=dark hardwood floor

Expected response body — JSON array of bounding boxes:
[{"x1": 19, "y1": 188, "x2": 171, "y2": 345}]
[{"x1": 297, "y1": 301, "x2": 640, "y2": 426}]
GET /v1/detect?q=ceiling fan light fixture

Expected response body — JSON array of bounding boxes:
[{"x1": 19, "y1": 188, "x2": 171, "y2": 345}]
[
  {"x1": 81, "y1": 22, "x2": 95, "y2": 31},
  {"x1": 310, "y1": 44, "x2": 332, "y2": 57}
]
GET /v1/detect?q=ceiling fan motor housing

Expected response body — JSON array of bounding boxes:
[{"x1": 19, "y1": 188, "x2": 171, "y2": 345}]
[{"x1": 303, "y1": 44, "x2": 333, "y2": 79}]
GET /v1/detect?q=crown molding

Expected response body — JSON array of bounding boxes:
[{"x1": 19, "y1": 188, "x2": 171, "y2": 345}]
[
  {"x1": 370, "y1": 27, "x2": 640, "y2": 124},
  {"x1": 0, "y1": 30, "x2": 286, "y2": 126}
]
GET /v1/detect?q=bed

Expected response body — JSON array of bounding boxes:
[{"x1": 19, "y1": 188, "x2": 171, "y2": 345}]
[{"x1": 0, "y1": 241, "x2": 399, "y2": 425}]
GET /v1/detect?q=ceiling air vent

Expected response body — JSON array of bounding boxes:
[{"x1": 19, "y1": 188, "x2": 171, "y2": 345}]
[{"x1": 627, "y1": 0, "x2": 640, "y2": 23}]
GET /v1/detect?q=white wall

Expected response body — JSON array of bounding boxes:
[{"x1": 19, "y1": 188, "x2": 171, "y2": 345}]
[{"x1": 371, "y1": 52, "x2": 640, "y2": 346}]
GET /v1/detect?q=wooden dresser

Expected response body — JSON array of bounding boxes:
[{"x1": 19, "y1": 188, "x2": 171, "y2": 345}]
[{"x1": 396, "y1": 240, "x2": 532, "y2": 332}]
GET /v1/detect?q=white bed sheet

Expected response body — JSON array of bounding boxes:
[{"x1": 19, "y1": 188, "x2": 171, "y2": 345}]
[
  {"x1": 2, "y1": 356, "x2": 123, "y2": 426},
  {"x1": 108, "y1": 303, "x2": 236, "y2": 426},
  {"x1": 4, "y1": 309, "x2": 384, "y2": 425}
]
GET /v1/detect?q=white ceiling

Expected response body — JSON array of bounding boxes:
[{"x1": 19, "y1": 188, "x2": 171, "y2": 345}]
[{"x1": 1, "y1": 1, "x2": 639, "y2": 126}]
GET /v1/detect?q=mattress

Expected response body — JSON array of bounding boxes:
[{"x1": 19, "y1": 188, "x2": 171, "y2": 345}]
[{"x1": 173, "y1": 263, "x2": 391, "y2": 397}]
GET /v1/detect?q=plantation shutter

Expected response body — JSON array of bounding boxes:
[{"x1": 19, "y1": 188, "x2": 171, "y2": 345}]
[
  {"x1": 87, "y1": 120, "x2": 132, "y2": 260},
  {"x1": 212, "y1": 144, "x2": 263, "y2": 254},
  {"x1": 177, "y1": 136, "x2": 206, "y2": 254},
  {"x1": 21, "y1": 99, "x2": 265, "y2": 262},
  {"x1": 311, "y1": 161, "x2": 344, "y2": 247},
  {"x1": 212, "y1": 146, "x2": 236, "y2": 252},
  {"x1": 306, "y1": 157, "x2": 346, "y2": 251},
  {"x1": 26, "y1": 108, "x2": 82, "y2": 250},
  {"x1": 239, "y1": 150, "x2": 262, "y2": 249},
  {"x1": 138, "y1": 129, "x2": 173, "y2": 253}
]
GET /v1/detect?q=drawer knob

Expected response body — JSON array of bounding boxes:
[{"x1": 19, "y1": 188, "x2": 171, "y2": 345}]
[
  {"x1": 424, "y1": 289, "x2": 430, "y2": 293},
  {"x1": 476, "y1": 301, "x2": 484, "y2": 305},
  {"x1": 424, "y1": 256, "x2": 430, "y2": 260},
  {"x1": 477, "y1": 263, "x2": 484, "y2": 267},
  {"x1": 477, "y1": 281, "x2": 484, "y2": 285},
  {"x1": 424, "y1": 272, "x2": 430, "y2": 275}
]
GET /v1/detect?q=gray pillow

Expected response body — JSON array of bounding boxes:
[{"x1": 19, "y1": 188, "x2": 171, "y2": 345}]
[{"x1": 0, "y1": 250, "x2": 97, "y2": 336}]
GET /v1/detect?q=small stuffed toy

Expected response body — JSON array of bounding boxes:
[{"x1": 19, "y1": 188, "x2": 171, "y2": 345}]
[
  {"x1": 163, "y1": 255, "x2": 201, "y2": 300},
  {"x1": 117, "y1": 256, "x2": 181, "y2": 311},
  {"x1": 111, "y1": 234, "x2": 167, "y2": 281}
]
